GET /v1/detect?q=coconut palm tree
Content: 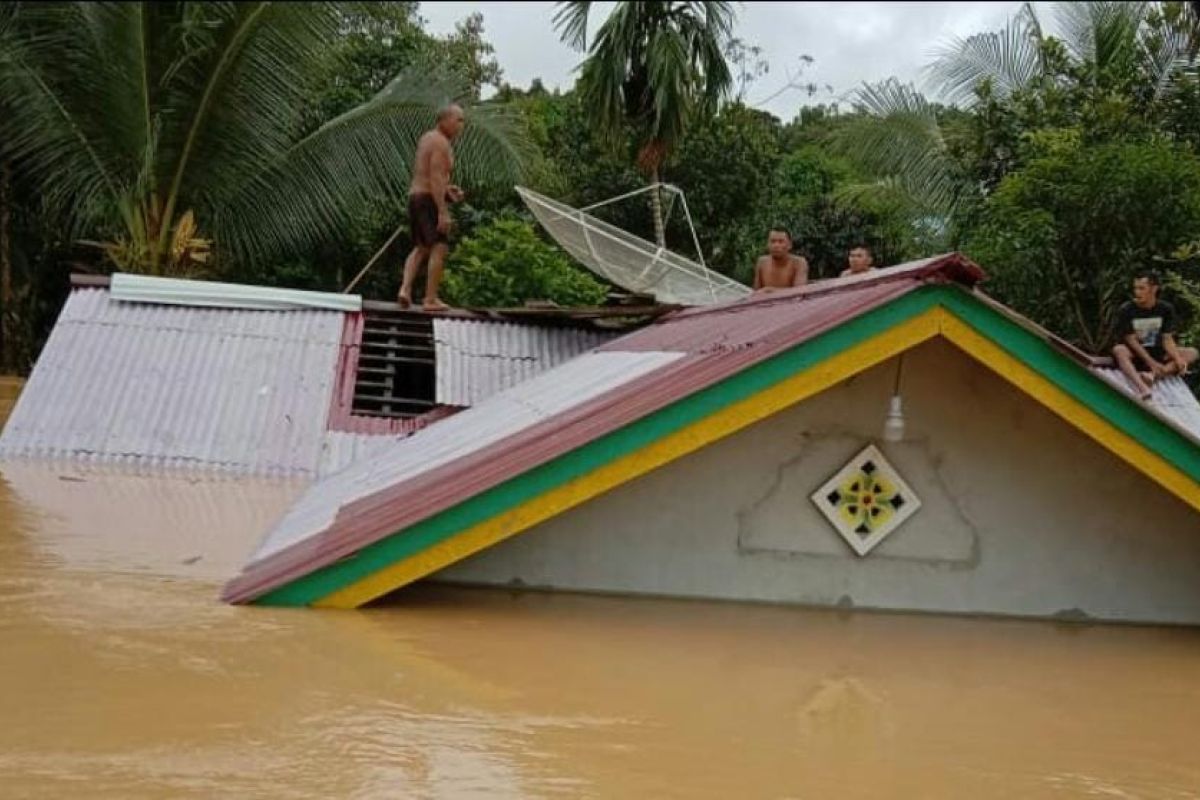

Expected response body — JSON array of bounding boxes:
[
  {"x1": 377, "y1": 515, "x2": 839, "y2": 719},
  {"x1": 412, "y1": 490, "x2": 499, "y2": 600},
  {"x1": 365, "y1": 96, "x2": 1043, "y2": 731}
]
[
  {"x1": 0, "y1": 2, "x2": 527, "y2": 275},
  {"x1": 836, "y1": 1, "x2": 1199, "y2": 220},
  {"x1": 553, "y1": 1, "x2": 734, "y2": 247}
]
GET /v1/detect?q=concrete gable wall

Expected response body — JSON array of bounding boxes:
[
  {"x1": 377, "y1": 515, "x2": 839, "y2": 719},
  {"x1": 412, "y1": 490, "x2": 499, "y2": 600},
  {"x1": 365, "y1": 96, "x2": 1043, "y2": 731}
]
[{"x1": 435, "y1": 338, "x2": 1200, "y2": 625}]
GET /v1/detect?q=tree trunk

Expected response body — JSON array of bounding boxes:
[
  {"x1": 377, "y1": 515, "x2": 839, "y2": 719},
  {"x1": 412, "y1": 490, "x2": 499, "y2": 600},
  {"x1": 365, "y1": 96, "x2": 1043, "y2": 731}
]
[
  {"x1": 649, "y1": 168, "x2": 666, "y2": 249},
  {"x1": 0, "y1": 162, "x2": 12, "y2": 374}
]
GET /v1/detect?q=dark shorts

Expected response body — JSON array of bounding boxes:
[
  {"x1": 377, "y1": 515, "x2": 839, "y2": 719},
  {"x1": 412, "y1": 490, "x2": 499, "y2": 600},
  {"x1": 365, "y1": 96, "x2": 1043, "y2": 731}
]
[{"x1": 408, "y1": 193, "x2": 448, "y2": 248}]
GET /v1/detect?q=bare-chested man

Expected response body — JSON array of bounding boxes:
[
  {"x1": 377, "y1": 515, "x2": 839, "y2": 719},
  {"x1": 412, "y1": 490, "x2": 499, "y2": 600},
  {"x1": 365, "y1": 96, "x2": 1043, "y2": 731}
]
[
  {"x1": 398, "y1": 104, "x2": 466, "y2": 311},
  {"x1": 753, "y1": 227, "x2": 809, "y2": 292}
]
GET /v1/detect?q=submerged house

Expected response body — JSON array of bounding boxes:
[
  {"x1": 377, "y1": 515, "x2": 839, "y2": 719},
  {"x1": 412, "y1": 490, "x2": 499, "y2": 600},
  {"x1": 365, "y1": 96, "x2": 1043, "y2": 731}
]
[
  {"x1": 5, "y1": 256, "x2": 1200, "y2": 625},
  {"x1": 215, "y1": 254, "x2": 1200, "y2": 625},
  {"x1": 0, "y1": 273, "x2": 628, "y2": 477}
]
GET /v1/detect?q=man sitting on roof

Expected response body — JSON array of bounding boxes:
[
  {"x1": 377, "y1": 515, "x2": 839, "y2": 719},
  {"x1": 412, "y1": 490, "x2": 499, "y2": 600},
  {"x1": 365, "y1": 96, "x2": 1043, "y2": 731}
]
[
  {"x1": 753, "y1": 227, "x2": 809, "y2": 292},
  {"x1": 1112, "y1": 271, "x2": 1198, "y2": 401},
  {"x1": 840, "y1": 243, "x2": 878, "y2": 277}
]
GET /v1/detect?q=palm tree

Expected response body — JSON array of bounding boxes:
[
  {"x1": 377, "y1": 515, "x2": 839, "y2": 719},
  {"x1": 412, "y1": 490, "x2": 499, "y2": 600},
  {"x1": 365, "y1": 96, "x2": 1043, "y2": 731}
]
[
  {"x1": 0, "y1": 2, "x2": 527, "y2": 275},
  {"x1": 836, "y1": 1, "x2": 1199, "y2": 220},
  {"x1": 553, "y1": 1, "x2": 734, "y2": 247}
]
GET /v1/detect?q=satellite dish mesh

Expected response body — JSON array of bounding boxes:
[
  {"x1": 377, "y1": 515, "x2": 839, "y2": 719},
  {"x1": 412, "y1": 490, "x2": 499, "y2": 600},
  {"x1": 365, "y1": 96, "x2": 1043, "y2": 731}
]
[{"x1": 517, "y1": 186, "x2": 751, "y2": 306}]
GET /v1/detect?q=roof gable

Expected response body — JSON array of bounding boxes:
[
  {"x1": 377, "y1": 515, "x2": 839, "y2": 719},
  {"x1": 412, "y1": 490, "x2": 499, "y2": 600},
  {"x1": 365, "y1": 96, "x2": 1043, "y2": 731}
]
[{"x1": 222, "y1": 255, "x2": 1200, "y2": 607}]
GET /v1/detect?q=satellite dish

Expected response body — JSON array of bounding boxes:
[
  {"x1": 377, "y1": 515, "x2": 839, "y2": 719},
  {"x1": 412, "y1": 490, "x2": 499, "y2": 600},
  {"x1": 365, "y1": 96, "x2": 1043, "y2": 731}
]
[{"x1": 516, "y1": 185, "x2": 751, "y2": 306}]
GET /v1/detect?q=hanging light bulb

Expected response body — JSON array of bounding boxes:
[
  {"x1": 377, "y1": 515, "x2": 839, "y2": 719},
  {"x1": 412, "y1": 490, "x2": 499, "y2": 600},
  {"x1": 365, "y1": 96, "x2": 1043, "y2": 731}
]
[
  {"x1": 883, "y1": 394, "x2": 906, "y2": 442},
  {"x1": 882, "y1": 355, "x2": 906, "y2": 442}
]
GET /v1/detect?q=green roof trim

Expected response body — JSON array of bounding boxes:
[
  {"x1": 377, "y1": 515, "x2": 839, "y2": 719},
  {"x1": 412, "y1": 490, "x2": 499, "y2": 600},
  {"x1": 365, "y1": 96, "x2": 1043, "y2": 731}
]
[
  {"x1": 257, "y1": 285, "x2": 1200, "y2": 607},
  {"x1": 939, "y1": 290, "x2": 1200, "y2": 482}
]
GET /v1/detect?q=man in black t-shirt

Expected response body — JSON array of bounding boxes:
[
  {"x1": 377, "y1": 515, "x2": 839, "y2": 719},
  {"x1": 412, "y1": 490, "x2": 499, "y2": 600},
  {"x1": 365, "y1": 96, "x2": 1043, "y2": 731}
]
[{"x1": 1112, "y1": 272, "x2": 1198, "y2": 401}]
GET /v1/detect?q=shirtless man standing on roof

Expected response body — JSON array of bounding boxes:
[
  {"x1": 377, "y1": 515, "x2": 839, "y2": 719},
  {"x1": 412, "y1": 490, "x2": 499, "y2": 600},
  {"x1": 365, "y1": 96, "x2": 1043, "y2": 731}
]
[
  {"x1": 398, "y1": 104, "x2": 466, "y2": 311},
  {"x1": 753, "y1": 226, "x2": 809, "y2": 292}
]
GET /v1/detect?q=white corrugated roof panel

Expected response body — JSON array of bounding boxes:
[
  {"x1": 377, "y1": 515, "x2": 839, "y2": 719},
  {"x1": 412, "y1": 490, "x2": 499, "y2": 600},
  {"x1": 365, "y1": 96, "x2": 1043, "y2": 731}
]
[
  {"x1": 0, "y1": 288, "x2": 345, "y2": 476},
  {"x1": 1092, "y1": 367, "x2": 1200, "y2": 441},
  {"x1": 111, "y1": 272, "x2": 362, "y2": 312},
  {"x1": 248, "y1": 349, "x2": 685, "y2": 564},
  {"x1": 433, "y1": 318, "x2": 617, "y2": 406}
]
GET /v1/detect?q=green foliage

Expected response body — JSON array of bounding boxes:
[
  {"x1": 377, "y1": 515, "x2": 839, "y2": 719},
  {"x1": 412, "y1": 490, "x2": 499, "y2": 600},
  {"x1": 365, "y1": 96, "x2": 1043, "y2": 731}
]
[
  {"x1": 663, "y1": 103, "x2": 782, "y2": 275},
  {"x1": 965, "y1": 136, "x2": 1200, "y2": 351},
  {"x1": 0, "y1": 1, "x2": 527, "y2": 275},
  {"x1": 441, "y1": 216, "x2": 608, "y2": 308}
]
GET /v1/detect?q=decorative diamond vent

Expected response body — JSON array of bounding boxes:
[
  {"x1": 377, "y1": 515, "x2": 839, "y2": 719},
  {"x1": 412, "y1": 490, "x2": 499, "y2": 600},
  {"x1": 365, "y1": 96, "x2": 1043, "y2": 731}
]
[{"x1": 811, "y1": 444, "x2": 921, "y2": 556}]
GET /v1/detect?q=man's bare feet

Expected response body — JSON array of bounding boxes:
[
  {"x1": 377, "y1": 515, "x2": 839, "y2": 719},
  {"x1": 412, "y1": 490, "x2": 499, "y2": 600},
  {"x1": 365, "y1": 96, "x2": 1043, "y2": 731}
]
[
  {"x1": 422, "y1": 298, "x2": 450, "y2": 312},
  {"x1": 397, "y1": 292, "x2": 412, "y2": 309}
]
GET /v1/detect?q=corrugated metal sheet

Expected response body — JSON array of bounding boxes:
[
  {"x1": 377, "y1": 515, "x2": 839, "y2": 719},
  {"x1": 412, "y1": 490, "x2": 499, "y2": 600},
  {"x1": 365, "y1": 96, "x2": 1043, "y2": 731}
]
[
  {"x1": 0, "y1": 288, "x2": 345, "y2": 477},
  {"x1": 318, "y1": 429, "x2": 422, "y2": 478},
  {"x1": 1093, "y1": 368, "x2": 1200, "y2": 440},
  {"x1": 111, "y1": 272, "x2": 362, "y2": 312},
  {"x1": 238, "y1": 350, "x2": 684, "y2": 574},
  {"x1": 433, "y1": 318, "x2": 617, "y2": 406}
]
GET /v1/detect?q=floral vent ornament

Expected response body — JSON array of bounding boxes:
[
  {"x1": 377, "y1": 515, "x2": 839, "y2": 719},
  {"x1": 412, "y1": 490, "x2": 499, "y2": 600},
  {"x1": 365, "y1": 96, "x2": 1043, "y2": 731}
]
[{"x1": 811, "y1": 444, "x2": 922, "y2": 556}]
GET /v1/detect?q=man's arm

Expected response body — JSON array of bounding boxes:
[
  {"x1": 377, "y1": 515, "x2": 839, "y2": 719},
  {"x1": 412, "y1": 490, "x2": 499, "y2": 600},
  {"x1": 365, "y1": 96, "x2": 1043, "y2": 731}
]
[
  {"x1": 429, "y1": 142, "x2": 452, "y2": 233},
  {"x1": 792, "y1": 256, "x2": 809, "y2": 287},
  {"x1": 1125, "y1": 332, "x2": 1167, "y2": 375},
  {"x1": 1163, "y1": 333, "x2": 1190, "y2": 374},
  {"x1": 752, "y1": 258, "x2": 763, "y2": 290}
]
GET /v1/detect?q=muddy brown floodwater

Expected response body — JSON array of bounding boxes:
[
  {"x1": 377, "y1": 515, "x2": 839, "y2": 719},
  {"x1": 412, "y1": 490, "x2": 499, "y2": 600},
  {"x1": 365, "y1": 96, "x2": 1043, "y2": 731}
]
[{"x1": 2, "y1": 376, "x2": 1200, "y2": 799}]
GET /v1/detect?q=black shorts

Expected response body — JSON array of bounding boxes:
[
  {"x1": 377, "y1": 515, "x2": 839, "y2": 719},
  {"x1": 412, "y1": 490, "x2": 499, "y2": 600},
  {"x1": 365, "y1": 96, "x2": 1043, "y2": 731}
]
[{"x1": 408, "y1": 193, "x2": 448, "y2": 248}]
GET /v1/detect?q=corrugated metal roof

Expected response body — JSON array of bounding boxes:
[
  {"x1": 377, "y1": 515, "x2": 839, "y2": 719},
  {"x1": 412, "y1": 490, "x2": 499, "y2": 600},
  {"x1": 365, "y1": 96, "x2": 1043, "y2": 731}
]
[
  {"x1": 111, "y1": 272, "x2": 362, "y2": 312},
  {"x1": 0, "y1": 288, "x2": 344, "y2": 477},
  {"x1": 1093, "y1": 368, "x2": 1200, "y2": 440},
  {"x1": 318, "y1": 429, "x2": 416, "y2": 479},
  {"x1": 238, "y1": 350, "x2": 685, "y2": 571},
  {"x1": 223, "y1": 254, "x2": 982, "y2": 602},
  {"x1": 433, "y1": 318, "x2": 617, "y2": 406}
]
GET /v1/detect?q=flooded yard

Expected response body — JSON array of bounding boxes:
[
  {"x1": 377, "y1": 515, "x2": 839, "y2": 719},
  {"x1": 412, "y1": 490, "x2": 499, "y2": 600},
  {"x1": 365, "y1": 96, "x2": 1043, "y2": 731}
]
[{"x1": 2, "y1": 380, "x2": 1200, "y2": 799}]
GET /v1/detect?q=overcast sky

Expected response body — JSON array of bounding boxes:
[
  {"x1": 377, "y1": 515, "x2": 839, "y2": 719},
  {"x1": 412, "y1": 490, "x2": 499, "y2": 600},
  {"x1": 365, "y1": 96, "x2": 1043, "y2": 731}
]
[{"x1": 419, "y1": 1, "x2": 1052, "y2": 120}]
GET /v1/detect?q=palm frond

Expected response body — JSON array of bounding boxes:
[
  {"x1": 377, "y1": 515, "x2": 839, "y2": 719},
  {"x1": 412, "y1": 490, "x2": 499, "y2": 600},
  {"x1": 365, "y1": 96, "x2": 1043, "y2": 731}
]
[
  {"x1": 1054, "y1": 2, "x2": 1147, "y2": 71},
  {"x1": 0, "y1": 3, "x2": 122, "y2": 238},
  {"x1": 925, "y1": 3, "x2": 1044, "y2": 105},
  {"x1": 213, "y1": 67, "x2": 530, "y2": 266},
  {"x1": 156, "y1": 2, "x2": 339, "y2": 237},
  {"x1": 552, "y1": 1, "x2": 594, "y2": 51},
  {"x1": 1140, "y1": 4, "x2": 1195, "y2": 101},
  {"x1": 836, "y1": 80, "x2": 971, "y2": 217},
  {"x1": 646, "y1": 25, "x2": 692, "y2": 147}
]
